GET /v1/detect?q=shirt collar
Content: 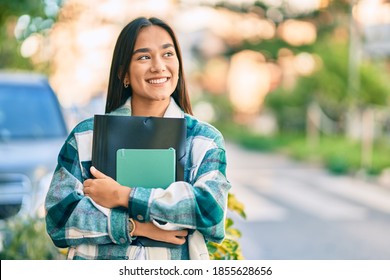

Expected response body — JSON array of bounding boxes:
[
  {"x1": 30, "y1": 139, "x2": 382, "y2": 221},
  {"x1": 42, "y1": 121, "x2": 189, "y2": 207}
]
[{"x1": 110, "y1": 97, "x2": 184, "y2": 118}]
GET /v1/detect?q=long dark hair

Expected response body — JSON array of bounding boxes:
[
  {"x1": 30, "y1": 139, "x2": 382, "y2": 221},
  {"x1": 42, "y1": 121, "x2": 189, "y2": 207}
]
[{"x1": 105, "y1": 17, "x2": 193, "y2": 115}]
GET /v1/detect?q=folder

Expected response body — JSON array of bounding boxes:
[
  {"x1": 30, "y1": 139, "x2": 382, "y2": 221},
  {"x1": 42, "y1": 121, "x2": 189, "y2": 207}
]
[
  {"x1": 91, "y1": 115, "x2": 186, "y2": 181},
  {"x1": 91, "y1": 115, "x2": 186, "y2": 248},
  {"x1": 116, "y1": 148, "x2": 176, "y2": 189}
]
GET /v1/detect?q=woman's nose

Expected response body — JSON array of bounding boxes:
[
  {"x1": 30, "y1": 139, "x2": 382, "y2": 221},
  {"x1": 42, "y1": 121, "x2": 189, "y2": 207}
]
[{"x1": 150, "y1": 57, "x2": 166, "y2": 73}]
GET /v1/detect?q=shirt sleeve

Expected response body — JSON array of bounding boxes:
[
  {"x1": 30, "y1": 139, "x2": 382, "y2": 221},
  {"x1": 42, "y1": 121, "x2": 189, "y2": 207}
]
[
  {"x1": 128, "y1": 129, "x2": 231, "y2": 243},
  {"x1": 45, "y1": 128, "x2": 132, "y2": 248}
]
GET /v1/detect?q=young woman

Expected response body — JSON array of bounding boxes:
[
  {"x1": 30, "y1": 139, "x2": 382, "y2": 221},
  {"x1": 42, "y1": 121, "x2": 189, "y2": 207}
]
[{"x1": 45, "y1": 17, "x2": 231, "y2": 260}]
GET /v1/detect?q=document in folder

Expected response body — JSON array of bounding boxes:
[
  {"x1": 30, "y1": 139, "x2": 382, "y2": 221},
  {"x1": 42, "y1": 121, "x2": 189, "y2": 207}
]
[{"x1": 116, "y1": 148, "x2": 176, "y2": 189}]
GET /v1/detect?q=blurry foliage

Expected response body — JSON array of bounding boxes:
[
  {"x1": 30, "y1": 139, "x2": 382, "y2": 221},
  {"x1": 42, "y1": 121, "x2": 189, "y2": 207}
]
[
  {"x1": 208, "y1": 193, "x2": 246, "y2": 260},
  {"x1": 312, "y1": 38, "x2": 390, "y2": 108},
  {"x1": 0, "y1": 0, "x2": 45, "y2": 26},
  {"x1": 0, "y1": 0, "x2": 43, "y2": 69},
  {"x1": 283, "y1": 134, "x2": 390, "y2": 176},
  {"x1": 265, "y1": 37, "x2": 390, "y2": 133},
  {"x1": 216, "y1": 0, "x2": 378, "y2": 135},
  {"x1": 0, "y1": 215, "x2": 64, "y2": 260},
  {"x1": 193, "y1": 92, "x2": 235, "y2": 124},
  {"x1": 265, "y1": 78, "x2": 314, "y2": 132},
  {"x1": 216, "y1": 0, "x2": 390, "y2": 136},
  {"x1": 312, "y1": 40, "x2": 349, "y2": 109},
  {"x1": 216, "y1": 121, "x2": 390, "y2": 176},
  {"x1": 227, "y1": 192, "x2": 246, "y2": 219},
  {"x1": 0, "y1": 0, "x2": 62, "y2": 70},
  {"x1": 0, "y1": 29, "x2": 33, "y2": 70},
  {"x1": 214, "y1": 120, "x2": 279, "y2": 151},
  {"x1": 358, "y1": 61, "x2": 390, "y2": 106},
  {"x1": 264, "y1": 39, "x2": 350, "y2": 132}
]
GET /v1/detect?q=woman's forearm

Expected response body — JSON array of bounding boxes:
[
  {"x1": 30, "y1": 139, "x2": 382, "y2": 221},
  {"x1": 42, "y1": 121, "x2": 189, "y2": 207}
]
[{"x1": 132, "y1": 220, "x2": 188, "y2": 245}]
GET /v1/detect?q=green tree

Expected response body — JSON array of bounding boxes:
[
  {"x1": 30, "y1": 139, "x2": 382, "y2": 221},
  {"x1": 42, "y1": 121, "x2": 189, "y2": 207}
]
[
  {"x1": 0, "y1": 0, "x2": 45, "y2": 25},
  {"x1": 0, "y1": 0, "x2": 62, "y2": 69},
  {"x1": 216, "y1": 0, "x2": 390, "y2": 133}
]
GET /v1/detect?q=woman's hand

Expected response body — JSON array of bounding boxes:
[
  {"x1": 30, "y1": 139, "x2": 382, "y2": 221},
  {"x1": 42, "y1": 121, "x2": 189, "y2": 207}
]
[
  {"x1": 83, "y1": 166, "x2": 131, "y2": 208},
  {"x1": 133, "y1": 221, "x2": 188, "y2": 245}
]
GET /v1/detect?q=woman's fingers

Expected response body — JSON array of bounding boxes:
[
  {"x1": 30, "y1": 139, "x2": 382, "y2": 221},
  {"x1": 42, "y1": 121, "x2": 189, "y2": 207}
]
[
  {"x1": 173, "y1": 237, "x2": 186, "y2": 245},
  {"x1": 90, "y1": 166, "x2": 109, "y2": 179},
  {"x1": 83, "y1": 178, "x2": 93, "y2": 196},
  {"x1": 174, "y1": 229, "x2": 189, "y2": 237},
  {"x1": 82, "y1": 167, "x2": 110, "y2": 196},
  {"x1": 165, "y1": 229, "x2": 188, "y2": 245}
]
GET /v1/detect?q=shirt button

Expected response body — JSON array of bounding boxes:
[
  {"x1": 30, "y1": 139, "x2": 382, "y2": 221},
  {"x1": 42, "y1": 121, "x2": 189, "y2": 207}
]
[
  {"x1": 120, "y1": 238, "x2": 126, "y2": 244},
  {"x1": 137, "y1": 214, "x2": 144, "y2": 221}
]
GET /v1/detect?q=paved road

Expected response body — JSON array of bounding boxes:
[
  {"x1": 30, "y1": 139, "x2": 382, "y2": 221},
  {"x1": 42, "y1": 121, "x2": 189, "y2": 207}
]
[{"x1": 225, "y1": 142, "x2": 390, "y2": 260}]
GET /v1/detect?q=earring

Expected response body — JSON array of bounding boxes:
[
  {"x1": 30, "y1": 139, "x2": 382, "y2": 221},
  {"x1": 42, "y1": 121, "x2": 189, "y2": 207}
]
[{"x1": 124, "y1": 81, "x2": 129, "y2": 88}]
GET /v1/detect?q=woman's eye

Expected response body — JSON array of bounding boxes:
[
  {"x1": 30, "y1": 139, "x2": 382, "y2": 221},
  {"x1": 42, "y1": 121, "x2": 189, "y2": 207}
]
[
  {"x1": 138, "y1": 55, "x2": 150, "y2": 60},
  {"x1": 164, "y1": 52, "x2": 174, "y2": 57}
]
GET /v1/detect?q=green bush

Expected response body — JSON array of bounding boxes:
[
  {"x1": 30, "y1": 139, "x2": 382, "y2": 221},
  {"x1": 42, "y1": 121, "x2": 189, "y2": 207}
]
[
  {"x1": 325, "y1": 156, "x2": 350, "y2": 175},
  {"x1": 217, "y1": 121, "x2": 390, "y2": 176},
  {"x1": 208, "y1": 193, "x2": 246, "y2": 260},
  {"x1": 0, "y1": 215, "x2": 64, "y2": 260}
]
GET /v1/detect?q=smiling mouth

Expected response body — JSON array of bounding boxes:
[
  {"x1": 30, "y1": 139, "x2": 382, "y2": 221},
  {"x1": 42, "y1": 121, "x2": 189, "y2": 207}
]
[{"x1": 147, "y1": 77, "x2": 169, "y2": 84}]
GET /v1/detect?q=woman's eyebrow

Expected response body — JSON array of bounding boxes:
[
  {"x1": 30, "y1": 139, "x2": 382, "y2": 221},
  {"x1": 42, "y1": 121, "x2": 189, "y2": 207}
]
[
  {"x1": 162, "y1": 43, "x2": 174, "y2": 49},
  {"x1": 133, "y1": 47, "x2": 150, "y2": 55},
  {"x1": 133, "y1": 43, "x2": 174, "y2": 55}
]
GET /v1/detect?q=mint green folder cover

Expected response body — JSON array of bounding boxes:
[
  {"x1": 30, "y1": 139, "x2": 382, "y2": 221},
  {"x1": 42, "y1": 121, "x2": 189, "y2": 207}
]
[{"x1": 116, "y1": 148, "x2": 175, "y2": 189}]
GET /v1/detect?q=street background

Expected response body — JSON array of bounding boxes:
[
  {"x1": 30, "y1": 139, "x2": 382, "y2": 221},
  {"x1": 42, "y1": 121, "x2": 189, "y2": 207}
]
[
  {"x1": 226, "y1": 141, "x2": 390, "y2": 259},
  {"x1": 1, "y1": 0, "x2": 390, "y2": 260}
]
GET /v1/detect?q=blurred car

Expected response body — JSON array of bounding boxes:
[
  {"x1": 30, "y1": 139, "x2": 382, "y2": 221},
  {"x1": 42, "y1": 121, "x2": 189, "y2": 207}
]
[{"x1": 0, "y1": 72, "x2": 68, "y2": 226}]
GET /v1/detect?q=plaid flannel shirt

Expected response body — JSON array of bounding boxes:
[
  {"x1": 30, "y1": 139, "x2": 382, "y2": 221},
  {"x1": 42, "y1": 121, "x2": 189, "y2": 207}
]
[{"x1": 45, "y1": 98, "x2": 231, "y2": 260}]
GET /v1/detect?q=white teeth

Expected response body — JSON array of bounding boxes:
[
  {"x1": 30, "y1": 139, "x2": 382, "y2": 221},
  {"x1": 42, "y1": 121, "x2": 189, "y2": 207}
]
[{"x1": 148, "y1": 78, "x2": 168, "y2": 84}]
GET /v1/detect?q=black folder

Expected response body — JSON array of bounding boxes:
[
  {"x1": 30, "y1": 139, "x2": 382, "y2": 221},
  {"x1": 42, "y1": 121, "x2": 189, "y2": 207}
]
[
  {"x1": 91, "y1": 115, "x2": 186, "y2": 181},
  {"x1": 91, "y1": 114, "x2": 187, "y2": 249}
]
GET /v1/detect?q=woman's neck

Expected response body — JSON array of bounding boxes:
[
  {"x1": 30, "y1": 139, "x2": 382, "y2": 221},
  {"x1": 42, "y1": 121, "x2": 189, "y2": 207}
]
[{"x1": 131, "y1": 97, "x2": 170, "y2": 117}]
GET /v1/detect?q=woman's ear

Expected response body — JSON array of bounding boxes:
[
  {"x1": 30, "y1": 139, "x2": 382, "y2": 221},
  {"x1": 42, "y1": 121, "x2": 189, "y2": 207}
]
[
  {"x1": 118, "y1": 67, "x2": 130, "y2": 87},
  {"x1": 117, "y1": 66, "x2": 124, "y2": 81},
  {"x1": 123, "y1": 72, "x2": 130, "y2": 86}
]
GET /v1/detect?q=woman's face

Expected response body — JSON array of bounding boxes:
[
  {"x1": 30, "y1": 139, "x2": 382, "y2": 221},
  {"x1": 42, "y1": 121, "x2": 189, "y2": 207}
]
[{"x1": 127, "y1": 25, "x2": 179, "y2": 103}]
